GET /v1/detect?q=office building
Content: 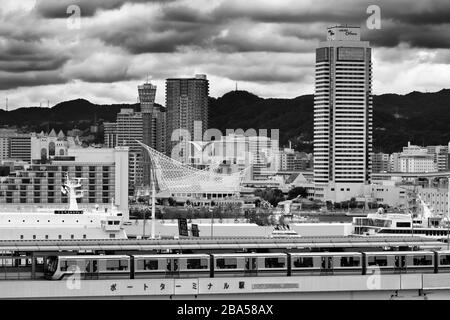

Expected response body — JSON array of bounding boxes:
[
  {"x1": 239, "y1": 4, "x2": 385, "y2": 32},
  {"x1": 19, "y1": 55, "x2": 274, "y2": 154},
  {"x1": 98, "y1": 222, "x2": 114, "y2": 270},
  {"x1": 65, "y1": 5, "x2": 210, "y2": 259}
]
[
  {"x1": 371, "y1": 152, "x2": 390, "y2": 173},
  {"x1": 103, "y1": 122, "x2": 117, "y2": 148},
  {"x1": 0, "y1": 129, "x2": 15, "y2": 160},
  {"x1": 427, "y1": 145, "x2": 448, "y2": 172},
  {"x1": 279, "y1": 148, "x2": 313, "y2": 172},
  {"x1": 0, "y1": 129, "x2": 32, "y2": 162},
  {"x1": 390, "y1": 153, "x2": 401, "y2": 172}
]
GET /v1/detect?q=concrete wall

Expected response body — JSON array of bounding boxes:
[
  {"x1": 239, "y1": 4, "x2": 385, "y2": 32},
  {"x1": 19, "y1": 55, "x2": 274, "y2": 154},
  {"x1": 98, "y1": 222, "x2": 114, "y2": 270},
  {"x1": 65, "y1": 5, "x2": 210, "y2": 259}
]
[
  {"x1": 3, "y1": 273, "x2": 449, "y2": 300},
  {"x1": 124, "y1": 220, "x2": 352, "y2": 238}
]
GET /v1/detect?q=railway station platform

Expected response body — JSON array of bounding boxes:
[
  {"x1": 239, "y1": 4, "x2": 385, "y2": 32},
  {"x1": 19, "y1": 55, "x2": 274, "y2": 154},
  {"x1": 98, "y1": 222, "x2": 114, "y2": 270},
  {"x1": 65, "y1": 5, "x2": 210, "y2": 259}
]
[{"x1": 0, "y1": 236, "x2": 444, "y2": 253}]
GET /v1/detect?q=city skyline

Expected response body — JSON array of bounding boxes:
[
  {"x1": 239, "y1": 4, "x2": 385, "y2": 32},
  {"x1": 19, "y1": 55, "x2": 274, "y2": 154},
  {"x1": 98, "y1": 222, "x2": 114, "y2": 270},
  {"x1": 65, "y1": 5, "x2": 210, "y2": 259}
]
[{"x1": 1, "y1": 0, "x2": 450, "y2": 110}]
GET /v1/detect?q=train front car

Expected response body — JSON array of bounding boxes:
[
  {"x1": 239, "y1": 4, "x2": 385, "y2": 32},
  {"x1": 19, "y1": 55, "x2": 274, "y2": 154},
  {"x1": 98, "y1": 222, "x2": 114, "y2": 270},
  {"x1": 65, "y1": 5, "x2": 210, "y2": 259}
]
[
  {"x1": 364, "y1": 251, "x2": 435, "y2": 274},
  {"x1": 44, "y1": 256, "x2": 59, "y2": 279},
  {"x1": 289, "y1": 252, "x2": 363, "y2": 276},
  {"x1": 45, "y1": 255, "x2": 131, "y2": 280},
  {"x1": 132, "y1": 254, "x2": 211, "y2": 279},
  {"x1": 211, "y1": 253, "x2": 288, "y2": 277}
]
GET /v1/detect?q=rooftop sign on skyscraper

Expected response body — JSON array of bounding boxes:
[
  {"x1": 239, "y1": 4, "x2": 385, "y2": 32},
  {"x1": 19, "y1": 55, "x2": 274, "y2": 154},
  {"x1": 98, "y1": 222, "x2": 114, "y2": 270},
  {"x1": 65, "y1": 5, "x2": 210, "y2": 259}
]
[{"x1": 326, "y1": 26, "x2": 361, "y2": 41}]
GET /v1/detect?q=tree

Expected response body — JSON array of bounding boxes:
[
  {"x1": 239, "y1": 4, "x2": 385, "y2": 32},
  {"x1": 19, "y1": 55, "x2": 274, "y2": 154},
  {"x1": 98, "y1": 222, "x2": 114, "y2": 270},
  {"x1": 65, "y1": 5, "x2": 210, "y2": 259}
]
[
  {"x1": 349, "y1": 197, "x2": 357, "y2": 209},
  {"x1": 287, "y1": 187, "x2": 308, "y2": 200},
  {"x1": 326, "y1": 201, "x2": 333, "y2": 211},
  {"x1": 254, "y1": 188, "x2": 285, "y2": 207},
  {"x1": 168, "y1": 197, "x2": 176, "y2": 206}
]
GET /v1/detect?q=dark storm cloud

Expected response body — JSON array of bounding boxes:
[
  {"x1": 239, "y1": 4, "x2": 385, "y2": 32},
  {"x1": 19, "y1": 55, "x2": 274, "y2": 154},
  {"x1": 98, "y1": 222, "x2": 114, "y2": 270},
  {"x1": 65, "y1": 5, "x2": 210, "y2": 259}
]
[
  {"x1": 0, "y1": 39, "x2": 69, "y2": 74},
  {"x1": 0, "y1": 70, "x2": 66, "y2": 90},
  {"x1": 94, "y1": 21, "x2": 214, "y2": 54},
  {"x1": 209, "y1": 1, "x2": 366, "y2": 25},
  {"x1": 2, "y1": 0, "x2": 450, "y2": 103},
  {"x1": 363, "y1": 23, "x2": 450, "y2": 49},
  {"x1": 34, "y1": 0, "x2": 173, "y2": 18}
]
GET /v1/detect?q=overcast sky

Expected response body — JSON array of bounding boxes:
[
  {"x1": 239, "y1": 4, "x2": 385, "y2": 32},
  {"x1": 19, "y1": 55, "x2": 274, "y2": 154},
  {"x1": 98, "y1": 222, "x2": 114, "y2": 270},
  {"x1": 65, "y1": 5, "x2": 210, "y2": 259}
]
[{"x1": 1, "y1": 0, "x2": 450, "y2": 109}]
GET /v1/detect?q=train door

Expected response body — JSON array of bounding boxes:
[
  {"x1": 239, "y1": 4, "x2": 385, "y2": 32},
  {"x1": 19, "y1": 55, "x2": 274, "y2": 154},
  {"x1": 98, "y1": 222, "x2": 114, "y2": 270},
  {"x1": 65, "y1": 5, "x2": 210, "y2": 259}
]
[
  {"x1": 245, "y1": 257, "x2": 258, "y2": 276},
  {"x1": 320, "y1": 256, "x2": 334, "y2": 274},
  {"x1": 165, "y1": 258, "x2": 180, "y2": 278},
  {"x1": 394, "y1": 255, "x2": 406, "y2": 273},
  {"x1": 84, "y1": 259, "x2": 99, "y2": 280}
]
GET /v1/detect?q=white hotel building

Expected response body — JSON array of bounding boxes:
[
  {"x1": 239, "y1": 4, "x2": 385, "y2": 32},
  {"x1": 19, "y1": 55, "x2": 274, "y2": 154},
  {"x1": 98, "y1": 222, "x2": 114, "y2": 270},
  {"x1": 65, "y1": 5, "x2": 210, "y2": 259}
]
[
  {"x1": 399, "y1": 143, "x2": 436, "y2": 173},
  {"x1": 314, "y1": 25, "x2": 373, "y2": 202}
]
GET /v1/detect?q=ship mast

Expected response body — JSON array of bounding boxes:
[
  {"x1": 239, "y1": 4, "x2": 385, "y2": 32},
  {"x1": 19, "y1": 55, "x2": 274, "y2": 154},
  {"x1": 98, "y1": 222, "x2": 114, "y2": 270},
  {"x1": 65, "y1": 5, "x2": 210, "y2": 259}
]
[{"x1": 62, "y1": 173, "x2": 82, "y2": 210}]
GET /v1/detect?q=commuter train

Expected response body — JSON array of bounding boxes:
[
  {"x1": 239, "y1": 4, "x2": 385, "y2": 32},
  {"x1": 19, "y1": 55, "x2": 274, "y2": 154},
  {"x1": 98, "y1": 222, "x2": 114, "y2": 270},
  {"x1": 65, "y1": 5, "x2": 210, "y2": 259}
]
[{"x1": 44, "y1": 250, "x2": 450, "y2": 280}]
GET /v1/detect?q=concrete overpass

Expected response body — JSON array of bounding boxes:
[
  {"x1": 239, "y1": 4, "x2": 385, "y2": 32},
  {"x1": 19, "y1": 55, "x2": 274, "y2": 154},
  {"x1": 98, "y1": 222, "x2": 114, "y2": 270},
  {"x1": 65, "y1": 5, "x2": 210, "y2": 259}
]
[{"x1": 372, "y1": 171, "x2": 450, "y2": 187}]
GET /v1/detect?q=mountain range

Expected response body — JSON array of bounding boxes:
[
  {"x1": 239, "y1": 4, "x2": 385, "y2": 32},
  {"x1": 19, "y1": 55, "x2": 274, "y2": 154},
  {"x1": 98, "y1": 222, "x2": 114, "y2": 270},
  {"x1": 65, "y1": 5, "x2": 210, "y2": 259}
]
[{"x1": 1, "y1": 89, "x2": 450, "y2": 154}]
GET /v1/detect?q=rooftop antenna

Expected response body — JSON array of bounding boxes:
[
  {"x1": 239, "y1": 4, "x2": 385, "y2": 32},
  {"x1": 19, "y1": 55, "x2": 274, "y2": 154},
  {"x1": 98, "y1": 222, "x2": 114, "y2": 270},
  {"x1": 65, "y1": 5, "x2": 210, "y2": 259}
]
[
  {"x1": 5, "y1": 97, "x2": 8, "y2": 112},
  {"x1": 235, "y1": 82, "x2": 238, "y2": 91}
]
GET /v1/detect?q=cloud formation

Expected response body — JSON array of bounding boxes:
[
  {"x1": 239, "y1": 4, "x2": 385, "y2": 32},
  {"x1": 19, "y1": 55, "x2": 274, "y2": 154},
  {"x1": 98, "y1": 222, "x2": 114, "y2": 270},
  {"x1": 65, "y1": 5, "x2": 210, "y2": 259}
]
[{"x1": 0, "y1": 0, "x2": 449, "y2": 109}]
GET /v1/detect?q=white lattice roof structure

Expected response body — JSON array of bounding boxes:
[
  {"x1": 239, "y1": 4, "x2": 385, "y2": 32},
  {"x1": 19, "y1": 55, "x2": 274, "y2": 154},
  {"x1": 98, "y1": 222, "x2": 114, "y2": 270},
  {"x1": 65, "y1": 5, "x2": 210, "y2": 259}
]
[{"x1": 138, "y1": 142, "x2": 246, "y2": 196}]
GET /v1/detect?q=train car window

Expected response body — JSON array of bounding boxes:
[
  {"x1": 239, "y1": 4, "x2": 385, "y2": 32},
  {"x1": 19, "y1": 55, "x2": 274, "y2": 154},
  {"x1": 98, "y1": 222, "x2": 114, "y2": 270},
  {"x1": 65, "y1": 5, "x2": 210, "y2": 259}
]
[
  {"x1": 60, "y1": 261, "x2": 69, "y2": 271},
  {"x1": 293, "y1": 257, "x2": 313, "y2": 268},
  {"x1": 106, "y1": 259, "x2": 128, "y2": 271},
  {"x1": 120, "y1": 259, "x2": 129, "y2": 271},
  {"x1": 143, "y1": 259, "x2": 159, "y2": 270},
  {"x1": 106, "y1": 260, "x2": 119, "y2": 271},
  {"x1": 61, "y1": 260, "x2": 77, "y2": 271},
  {"x1": 368, "y1": 256, "x2": 388, "y2": 267},
  {"x1": 340, "y1": 256, "x2": 360, "y2": 267},
  {"x1": 440, "y1": 255, "x2": 450, "y2": 265},
  {"x1": 1, "y1": 258, "x2": 13, "y2": 267},
  {"x1": 413, "y1": 255, "x2": 433, "y2": 266},
  {"x1": 216, "y1": 258, "x2": 238, "y2": 269},
  {"x1": 187, "y1": 258, "x2": 208, "y2": 270},
  {"x1": 264, "y1": 257, "x2": 286, "y2": 268}
]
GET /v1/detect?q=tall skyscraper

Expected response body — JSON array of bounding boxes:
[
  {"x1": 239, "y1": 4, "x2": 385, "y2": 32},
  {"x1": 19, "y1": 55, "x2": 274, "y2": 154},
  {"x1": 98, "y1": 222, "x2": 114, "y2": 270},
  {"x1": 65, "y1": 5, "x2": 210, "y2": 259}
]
[
  {"x1": 165, "y1": 74, "x2": 209, "y2": 162},
  {"x1": 138, "y1": 82, "x2": 166, "y2": 186},
  {"x1": 314, "y1": 25, "x2": 372, "y2": 201}
]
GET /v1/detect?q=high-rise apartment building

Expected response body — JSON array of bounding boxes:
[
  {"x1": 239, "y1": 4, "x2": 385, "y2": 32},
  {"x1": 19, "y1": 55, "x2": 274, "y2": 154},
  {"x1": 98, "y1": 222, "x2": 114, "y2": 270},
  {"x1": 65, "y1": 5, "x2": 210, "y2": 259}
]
[
  {"x1": 165, "y1": 74, "x2": 209, "y2": 162},
  {"x1": 314, "y1": 25, "x2": 372, "y2": 202}
]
